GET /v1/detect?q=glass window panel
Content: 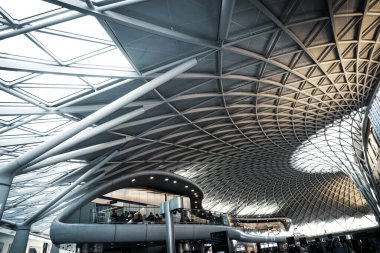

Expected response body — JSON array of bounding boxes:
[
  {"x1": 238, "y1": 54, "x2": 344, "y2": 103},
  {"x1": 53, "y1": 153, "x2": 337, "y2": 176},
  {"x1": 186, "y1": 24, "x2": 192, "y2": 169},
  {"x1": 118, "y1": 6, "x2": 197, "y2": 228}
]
[
  {"x1": 20, "y1": 87, "x2": 87, "y2": 103},
  {"x1": 0, "y1": 0, "x2": 59, "y2": 20},
  {"x1": 31, "y1": 31, "x2": 108, "y2": 61},
  {"x1": 75, "y1": 49, "x2": 134, "y2": 70},
  {"x1": 13, "y1": 173, "x2": 47, "y2": 184},
  {"x1": 0, "y1": 90, "x2": 25, "y2": 103},
  {"x1": 0, "y1": 34, "x2": 52, "y2": 60},
  {"x1": 47, "y1": 16, "x2": 112, "y2": 41},
  {"x1": 0, "y1": 154, "x2": 16, "y2": 163},
  {"x1": 0, "y1": 70, "x2": 31, "y2": 82},
  {"x1": 22, "y1": 195, "x2": 52, "y2": 204},
  {"x1": 23, "y1": 117, "x2": 70, "y2": 133},
  {"x1": 0, "y1": 128, "x2": 34, "y2": 137},
  {"x1": 0, "y1": 115, "x2": 20, "y2": 122},
  {"x1": 82, "y1": 76, "x2": 112, "y2": 86},
  {"x1": 23, "y1": 73, "x2": 87, "y2": 85},
  {"x1": 6, "y1": 196, "x2": 20, "y2": 201}
]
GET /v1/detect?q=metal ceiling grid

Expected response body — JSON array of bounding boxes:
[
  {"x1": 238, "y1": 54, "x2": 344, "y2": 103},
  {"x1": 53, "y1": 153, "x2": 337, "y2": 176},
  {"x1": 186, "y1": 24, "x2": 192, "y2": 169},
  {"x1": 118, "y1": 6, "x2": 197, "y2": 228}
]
[{"x1": 0, "y1": 0, "x2": 379, "y2": 237}]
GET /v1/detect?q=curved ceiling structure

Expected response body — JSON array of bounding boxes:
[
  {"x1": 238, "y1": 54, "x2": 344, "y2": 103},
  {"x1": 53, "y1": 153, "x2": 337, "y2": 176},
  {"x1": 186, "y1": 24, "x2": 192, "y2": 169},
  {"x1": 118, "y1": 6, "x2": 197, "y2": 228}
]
[{"x1": 1, "y1": 0, "x2": 380, "y2": 237}]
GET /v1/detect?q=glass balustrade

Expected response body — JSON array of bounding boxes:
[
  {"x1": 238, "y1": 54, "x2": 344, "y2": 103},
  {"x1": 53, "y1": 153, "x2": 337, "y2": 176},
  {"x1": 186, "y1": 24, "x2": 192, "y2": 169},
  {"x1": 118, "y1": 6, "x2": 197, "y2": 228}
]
[
  {"x1": 94, "y1": 207, "x2": 228, "y2": 226},
  {"x1": 63, "y1": 202, "x2": 294, "y2": 240},
  {"x1": 67, "y1": 202, "x2": 229, "y2": 226}
]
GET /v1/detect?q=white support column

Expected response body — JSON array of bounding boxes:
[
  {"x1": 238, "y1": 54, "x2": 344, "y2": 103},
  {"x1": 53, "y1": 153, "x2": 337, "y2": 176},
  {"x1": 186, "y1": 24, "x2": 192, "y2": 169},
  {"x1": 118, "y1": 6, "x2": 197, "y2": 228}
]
[
  {"x1": 0, "y1": 58, "x2": 197, "y2": 220},
  {"x1": 50, "y1": 244, "x2": 60, "y2": 253},
  {"x1": 1, "y1": 58, "x2": 197, "y2": 175},
  {"x1": 22, "y1": 138, "x2": 127, "y2": 173},
  {"x1": 0, "y1": 175, "x2": 12, "y2": 219},
  {"x1": 165, "y1": 201, "x2": 175, "y2": 253},
  {"x1": 9, "y1": 225, "x2": 31, "y2": 253},
  {"x1": 30, "y1": 107, "x2": 144, "y2": 166},
  {"x1": 161, "y1": 197, "x2": 184, "y2": 253},
  {"x1": 25, "y1": 150, "x2": 120, "y2": 224}
]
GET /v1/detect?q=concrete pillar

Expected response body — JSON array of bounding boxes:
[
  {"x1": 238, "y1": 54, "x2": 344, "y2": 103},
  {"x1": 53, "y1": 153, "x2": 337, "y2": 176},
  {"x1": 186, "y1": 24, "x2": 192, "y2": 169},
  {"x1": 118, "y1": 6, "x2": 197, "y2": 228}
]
[{"x1": 9, "y1": 225, "x2": 31, "y2": 253}]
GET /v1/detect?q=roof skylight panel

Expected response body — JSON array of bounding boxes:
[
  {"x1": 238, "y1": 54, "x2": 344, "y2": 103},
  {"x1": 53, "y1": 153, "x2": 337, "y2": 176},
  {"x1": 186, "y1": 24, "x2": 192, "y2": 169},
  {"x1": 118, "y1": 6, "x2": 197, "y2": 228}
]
[
  {"x1": 47, "y1": 16, "x2": 112, "y2": 41},
  {"x1": 31, "y1": 30, "x2": 110, "y2": 62},
  {"x1": 0, "y1": 153, "x2": 16, "y2": 164},
  {"x1": 0, "y1": 33, "x2": 54, "y2": 61},
  {"x1": 0, "y1": 90, "x2": 27, "y2": 103},
  {"x1": 14, "y1": 73, "x2": 92, "y2": 105},
  {"x1": 74, "y1": 48, "x2": 134, "y2": 70},
  {"x1": 0, "y1": 0, "x2": 137, "y2": 235},
  {"x1": 0, "y1": 0, "x2": 59, "y2": 21},
  {"x1": 0, "y1": 70, "x2": 31, "y2": 82},
  {"x1": 0, "y1": 115, "x2": 20, "y2": 122},
  {"x1": 21, "y1": 194, "x2": 54, "y2": 205},
  {"x1": 22, "y1": 117, "x2": 71, "y2": 133},
  {"x1": 18, "y1": 86, "x2": 89, "y2": 105},
  {"x1": 81, "y1": 76, "x2": 112, "y2": 86},
  {"x1": 0, "y1": 128, "x2": 37, "y2": 138}
]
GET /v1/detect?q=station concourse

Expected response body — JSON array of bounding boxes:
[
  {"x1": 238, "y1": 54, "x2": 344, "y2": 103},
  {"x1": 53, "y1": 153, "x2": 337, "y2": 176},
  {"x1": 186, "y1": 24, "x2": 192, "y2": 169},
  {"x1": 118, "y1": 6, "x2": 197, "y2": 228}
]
[{"x1": 0, "y1": 0, "x2": 380, "y2": 252}]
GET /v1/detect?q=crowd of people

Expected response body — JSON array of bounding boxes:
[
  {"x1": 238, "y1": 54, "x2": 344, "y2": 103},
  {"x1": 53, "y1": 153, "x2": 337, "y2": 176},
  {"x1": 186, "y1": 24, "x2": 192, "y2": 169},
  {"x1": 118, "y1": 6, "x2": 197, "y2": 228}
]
[
  {"x1": 283, "y1": 237, "x2": 380, "y2": 253},
  {"x1": 99, "y1": 209, "x2": 380, "y2": 253},
  {"x1": 103, "y1": 208, "x2": 225, "y2": 225},
  {"x1": 109, "y1": 209, "x2": 163, "y2": 223}
]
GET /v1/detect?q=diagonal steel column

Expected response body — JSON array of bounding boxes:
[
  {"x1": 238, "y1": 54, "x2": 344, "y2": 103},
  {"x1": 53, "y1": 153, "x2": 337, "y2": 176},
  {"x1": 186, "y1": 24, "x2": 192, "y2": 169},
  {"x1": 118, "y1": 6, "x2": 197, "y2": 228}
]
[
  {"x1": 0, "y1": 58, "x2": 197, "y2": 220},
  {"x1": 0, "y1": 177, "x2": 12, "y2": 222},
  {"x1": 29, "y1": 107, "x2": 145, "y2": 166},
  {"x1": 8, "y1": 225, "x2": 31, "y2": 253},
  {"x1": 37, "y1": 166, "x2": 116, "y2": 219},
  {"x1": 7, "y1": 151, "x2": 119, "y2": 253},
  {"x1": 24, "y1": 150, "x2": 119, "y2": 224},
  {"x1": 2, "y1": 58, "x2": 197, "y2": 174},
  {"x1": 21, "y1": 138, "x2": 128, "y2": 173}
]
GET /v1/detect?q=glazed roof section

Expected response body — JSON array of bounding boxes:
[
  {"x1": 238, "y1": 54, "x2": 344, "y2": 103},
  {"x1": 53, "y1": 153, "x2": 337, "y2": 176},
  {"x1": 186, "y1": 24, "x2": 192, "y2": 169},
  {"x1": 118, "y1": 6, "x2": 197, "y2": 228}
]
[{"x1": 0, "y1": 0, "x2": 135, "y2": 234}]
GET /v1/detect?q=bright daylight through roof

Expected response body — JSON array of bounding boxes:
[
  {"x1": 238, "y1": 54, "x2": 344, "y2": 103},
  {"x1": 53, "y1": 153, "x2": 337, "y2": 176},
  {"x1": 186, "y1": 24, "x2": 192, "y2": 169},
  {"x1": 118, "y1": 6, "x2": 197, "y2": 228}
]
[{"x1": 0, "y1": 0, "x2": 135, "y2": 234}]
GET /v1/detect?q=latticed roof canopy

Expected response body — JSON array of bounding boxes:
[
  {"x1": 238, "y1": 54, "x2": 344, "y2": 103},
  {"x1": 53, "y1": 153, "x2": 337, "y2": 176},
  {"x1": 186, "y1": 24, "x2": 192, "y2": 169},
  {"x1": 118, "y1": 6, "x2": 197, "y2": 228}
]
[{"x1": 0, "y1": 0, "x2": 380, "y2": 236}]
